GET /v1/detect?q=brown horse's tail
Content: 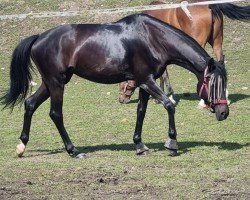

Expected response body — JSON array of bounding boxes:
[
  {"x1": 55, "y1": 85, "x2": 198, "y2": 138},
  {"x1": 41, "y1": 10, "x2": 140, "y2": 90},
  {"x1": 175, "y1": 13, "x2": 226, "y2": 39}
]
[
  {"x1": 0, "y1": 35, "x2": 39, "y2": 110},
  {"x1": 209, "y1": 3, "x2": 250, "y2": 21}
]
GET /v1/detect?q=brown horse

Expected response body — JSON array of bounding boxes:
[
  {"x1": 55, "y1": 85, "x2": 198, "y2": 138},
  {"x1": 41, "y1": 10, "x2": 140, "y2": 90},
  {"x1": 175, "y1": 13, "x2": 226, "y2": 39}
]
[
  {"x1": 118, "y1": 1, "x2": 250, "y2": 104},
  {"x1": 1, "y1": 14, "x2": 229, "y2": 158}
]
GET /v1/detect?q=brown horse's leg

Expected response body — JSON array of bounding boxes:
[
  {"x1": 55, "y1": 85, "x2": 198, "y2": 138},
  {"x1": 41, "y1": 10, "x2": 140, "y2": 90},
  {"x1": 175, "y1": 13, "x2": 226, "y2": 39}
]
[
  {"x1": 159, "y1": 72, "x2": 165, "y2": 92},
  {"x1": 165, "y1": 70, "x2": 176, "y2": 105},
  {"x1": 136, "y1": 77, "x2": 178, "y2": 156},
  {"x1": 209, "y1": 14, "x2": 224, "y2": 61},
  {"x1": 16, "y1": 82, "x2": 50, "y2": 157},
  {"x1": 210, "y1": 21, "x2": 230, "y2": 104},
  {"x1": 212, "y1": 35, "x2": 223, "y2": 61},
  {"x1": 48, "y1": 84, "x2": 85, "y2": 158},
  {"x1": 157, "y1": 70, "x2": 176, "y2": 105},
  {"x1": 133, "y1": 87, "x2": 150, "y2": 155}
]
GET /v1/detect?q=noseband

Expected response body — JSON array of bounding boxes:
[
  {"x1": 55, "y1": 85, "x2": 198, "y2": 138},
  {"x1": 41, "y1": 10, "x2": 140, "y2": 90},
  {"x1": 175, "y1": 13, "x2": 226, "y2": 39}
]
[{"x1": 199, "y1": 66, "x2": 228, "y2": 107}]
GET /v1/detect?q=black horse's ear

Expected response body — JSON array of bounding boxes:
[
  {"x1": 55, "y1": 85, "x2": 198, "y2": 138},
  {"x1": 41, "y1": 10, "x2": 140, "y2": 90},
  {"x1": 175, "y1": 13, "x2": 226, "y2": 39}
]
[{"x1": 206, "y1": 57, "x2": 215, "y2": 71}]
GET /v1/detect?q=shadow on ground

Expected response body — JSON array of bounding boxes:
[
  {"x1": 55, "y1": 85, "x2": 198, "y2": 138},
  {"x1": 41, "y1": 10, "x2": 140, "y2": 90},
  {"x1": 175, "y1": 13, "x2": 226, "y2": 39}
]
[
  {"x1": 78, "y1": 141, "x2": 249, "y2": 153},
  {"x1": 29, "y1": 141, "x2": 249, "y2": 157}
]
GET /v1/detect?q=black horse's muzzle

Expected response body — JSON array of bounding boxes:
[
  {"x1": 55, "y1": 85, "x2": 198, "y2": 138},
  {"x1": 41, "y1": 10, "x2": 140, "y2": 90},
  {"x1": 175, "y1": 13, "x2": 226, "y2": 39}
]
[{"x1": 214, "y1": 104, "x2": 229, "y2": 121}]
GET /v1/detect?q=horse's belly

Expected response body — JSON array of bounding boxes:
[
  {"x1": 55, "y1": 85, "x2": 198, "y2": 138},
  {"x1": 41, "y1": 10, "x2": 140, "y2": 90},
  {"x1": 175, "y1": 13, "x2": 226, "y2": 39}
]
[{"x1": 74, "y1": 62, "x2": 127, "y2": 84}]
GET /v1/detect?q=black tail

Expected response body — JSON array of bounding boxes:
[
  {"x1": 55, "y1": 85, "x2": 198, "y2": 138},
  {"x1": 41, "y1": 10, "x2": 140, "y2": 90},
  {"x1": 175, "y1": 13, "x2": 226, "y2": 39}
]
[
  {"x1": 1, "y1": 35, "x2": 39, "y2": 110},
  {"x1": 209, "y1": 3, "x2": 250, "y2": 21}
]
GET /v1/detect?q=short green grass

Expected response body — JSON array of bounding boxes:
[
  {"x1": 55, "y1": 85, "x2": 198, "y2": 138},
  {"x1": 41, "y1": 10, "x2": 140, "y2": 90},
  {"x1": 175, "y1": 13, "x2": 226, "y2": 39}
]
[{"x1": 0, "y1": 1, "x2": 249, "y2": 199}]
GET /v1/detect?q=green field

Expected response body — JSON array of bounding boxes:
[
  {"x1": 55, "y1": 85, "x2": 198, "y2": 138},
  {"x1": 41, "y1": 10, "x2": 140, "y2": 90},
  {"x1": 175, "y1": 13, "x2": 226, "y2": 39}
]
[{"x1": 0, "y1": 1, "x2": 249, "y2": 199}]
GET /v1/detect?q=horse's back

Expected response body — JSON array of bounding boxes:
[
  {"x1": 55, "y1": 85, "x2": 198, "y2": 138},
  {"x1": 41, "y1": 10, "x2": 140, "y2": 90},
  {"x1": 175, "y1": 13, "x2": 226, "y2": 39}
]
[{"x1": 144, "y1": 4, "x2": 214, "y2": 47}]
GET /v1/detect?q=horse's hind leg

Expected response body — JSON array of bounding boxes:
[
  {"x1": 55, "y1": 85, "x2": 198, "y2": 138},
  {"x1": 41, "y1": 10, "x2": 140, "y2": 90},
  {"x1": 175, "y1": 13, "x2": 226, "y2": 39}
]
[
  {"x1": 48, "y1": 84, "x2": 85, "y2": 158},
  {"x1": 17, "y1": 82, "x2": 50, "y2": 157},
  {"x1": 139, "y1": 77, "x2": 178, "y2": 156},
  {"x1": 210, "y1": 29, "x2": 230, "y2": 104}
]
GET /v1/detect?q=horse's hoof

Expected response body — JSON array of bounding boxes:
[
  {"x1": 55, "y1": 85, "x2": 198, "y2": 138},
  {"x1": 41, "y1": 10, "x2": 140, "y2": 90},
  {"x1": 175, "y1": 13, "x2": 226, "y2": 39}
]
[
  {"x1": 168, "y1": 149, "x2": 178, "y2": 156},
  {"x1": 198, "y1": 99, "x2": 208, "y2": 109},
  {"x1": 69, "y1": 148, "x2": 86, "y2": 159},
  {"x1": 164, "y1": 138, "x2": 178, "y2": 150},
  {"x1": 165, "y1": 139, "x2": 178, "y2": 156},
  {"x1": 135, "y1": 142, "x2": 149, "y2": 155},
  {"x1": 16, "y1": 142, "x2": 26, "y2": 157},
  {"x1": 76, "y1": 153, "x2": 87, "y2": 159},
  {"x1": 139, "y1": 150, "x2": 149, "y2": 156}
]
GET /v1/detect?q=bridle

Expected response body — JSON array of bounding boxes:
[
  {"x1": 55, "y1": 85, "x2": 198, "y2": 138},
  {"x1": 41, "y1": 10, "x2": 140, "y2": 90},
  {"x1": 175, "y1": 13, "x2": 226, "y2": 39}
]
[{"x1": 199, "y1": 66, "x2": 228, "y2": 107}]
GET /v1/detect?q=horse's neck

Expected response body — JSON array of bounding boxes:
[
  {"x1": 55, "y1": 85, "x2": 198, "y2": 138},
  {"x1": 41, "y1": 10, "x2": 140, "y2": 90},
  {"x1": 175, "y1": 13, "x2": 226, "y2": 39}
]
[
  {"x1": 169, "y1": 49, "x2": 207, "y2": 79},
  {"x1": 160, "y1": 27, "x2": 208, "y2": 78},
  {"x1": 145, "y1": 17, "x2": 208, "y2": 76}
]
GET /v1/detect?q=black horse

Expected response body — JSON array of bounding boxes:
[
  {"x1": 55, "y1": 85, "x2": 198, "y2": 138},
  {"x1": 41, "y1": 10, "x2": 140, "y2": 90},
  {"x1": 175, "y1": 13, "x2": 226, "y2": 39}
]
[{"x1": 1, "y1": 14, "x2": 229, "y2": 158}]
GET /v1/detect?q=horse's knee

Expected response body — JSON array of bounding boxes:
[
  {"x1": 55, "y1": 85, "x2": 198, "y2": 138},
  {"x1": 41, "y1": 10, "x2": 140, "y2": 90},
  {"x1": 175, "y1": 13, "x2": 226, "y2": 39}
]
[
  {"x1": 49, "y1": 110, "x2": 62, "y2": 123},
  {"x1": 24, "y1": 99, "x2": 36, "y2": 115}
]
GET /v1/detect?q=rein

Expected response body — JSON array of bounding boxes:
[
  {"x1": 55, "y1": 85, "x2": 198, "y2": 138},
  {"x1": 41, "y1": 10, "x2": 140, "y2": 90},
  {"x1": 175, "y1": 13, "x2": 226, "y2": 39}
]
[{"x1": 199, "y1": 66, "x2": 227, "y2": 107}]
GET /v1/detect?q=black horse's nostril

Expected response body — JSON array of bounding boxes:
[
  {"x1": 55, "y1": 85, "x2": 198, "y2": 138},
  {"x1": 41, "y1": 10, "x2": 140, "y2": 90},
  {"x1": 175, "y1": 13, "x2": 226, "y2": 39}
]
[
  {"x1": 221, "y1": 111, "x2": 229, "y2": 120},
  {"x1": 119, "y1": 96, "x2": 125, "y2": 104}
]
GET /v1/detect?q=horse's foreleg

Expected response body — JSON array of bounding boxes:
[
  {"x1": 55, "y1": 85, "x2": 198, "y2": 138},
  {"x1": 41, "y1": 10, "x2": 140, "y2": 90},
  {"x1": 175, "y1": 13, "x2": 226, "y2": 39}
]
[
  {"x1": 49, "y1": 85, "x2": 85, "y2": 159},
  {"x1": 17, "y1": 82, "x2": 50, "y2": 157},
  {"x1": 133, "y1": 88, "x2": 150, "y2": 155},
  {"x1": 141, "y1": 77, "x2": 178, "y2": 156}
]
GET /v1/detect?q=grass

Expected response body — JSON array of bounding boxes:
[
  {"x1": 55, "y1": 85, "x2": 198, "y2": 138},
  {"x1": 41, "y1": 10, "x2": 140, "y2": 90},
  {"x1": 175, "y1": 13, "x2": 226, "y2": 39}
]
[{"x1": 0, "y1": 0, "x2": 249, "y2": 199}]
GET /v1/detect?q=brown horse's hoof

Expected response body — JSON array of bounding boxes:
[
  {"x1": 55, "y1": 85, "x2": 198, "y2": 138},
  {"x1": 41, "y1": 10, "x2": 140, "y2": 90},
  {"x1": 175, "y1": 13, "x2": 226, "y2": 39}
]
[
  {"x1": 198, "y1": 99, "x2": 208, "y2": 109},
  {"x1": 135, "y1": 142, "x2": 149, "y2": 155},
  {"x1": 16, "y1": 142, "x2": 26, "y2": 157}
]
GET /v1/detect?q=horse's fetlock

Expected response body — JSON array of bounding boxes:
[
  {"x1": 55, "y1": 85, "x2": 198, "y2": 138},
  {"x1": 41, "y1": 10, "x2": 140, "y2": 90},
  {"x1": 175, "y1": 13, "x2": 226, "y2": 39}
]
[
  {"x1": 66, "y1": 144, "x2": 75, "y2": 154},
  {"x1": 168, "y1": 130, "x2": 176, "y2": 139},
  {"x1": 133, "y1": 135, "x2": 142, "y2": 144},
  {"x1": 20, "y1": 135, "x2": 29, "y2": 145}
]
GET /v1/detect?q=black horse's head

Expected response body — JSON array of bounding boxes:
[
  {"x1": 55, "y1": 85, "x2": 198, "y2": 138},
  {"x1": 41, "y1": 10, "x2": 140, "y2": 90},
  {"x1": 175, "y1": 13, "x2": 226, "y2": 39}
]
[{"x1": 198, "y1": 57, "x2": 229, "y2": 121}]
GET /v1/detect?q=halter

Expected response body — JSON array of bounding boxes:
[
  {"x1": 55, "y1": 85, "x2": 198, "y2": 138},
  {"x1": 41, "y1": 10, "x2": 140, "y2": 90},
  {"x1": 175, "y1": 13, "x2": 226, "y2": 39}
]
[
  {"x1": 120, "y1": 81, "x2": 136, "y2": 96},
  {"x1": 199, "y1": 66, "x2": 228, "y2": 107}
]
